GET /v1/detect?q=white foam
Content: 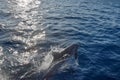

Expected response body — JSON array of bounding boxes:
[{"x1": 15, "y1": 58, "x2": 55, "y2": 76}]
[{"x1": 39, "y1": 52, "x2": 53, "y2": 71}]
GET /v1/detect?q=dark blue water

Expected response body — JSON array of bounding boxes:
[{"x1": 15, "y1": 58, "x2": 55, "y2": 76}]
[{"x1": 0, "y1": 0, "x2": 120, "y2": 80}]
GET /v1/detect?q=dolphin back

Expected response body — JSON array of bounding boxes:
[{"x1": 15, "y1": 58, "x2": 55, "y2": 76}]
[
  {"x1": 60, "y1": 44, "x2": 79, "y2": 60},
  {"x1": 43, "y1": 44, "x2": 79, "y2": 80}
]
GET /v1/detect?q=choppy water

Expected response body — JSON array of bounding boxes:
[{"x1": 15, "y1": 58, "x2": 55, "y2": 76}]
[{"x1": 0, "y1": 0, "x2": 120, "y2": 80}]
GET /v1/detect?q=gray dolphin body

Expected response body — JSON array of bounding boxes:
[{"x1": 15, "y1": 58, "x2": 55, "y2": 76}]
[
  {"x1": 42, "y1": 44, "x2": 79, "y2": 80},
  {"x1": 4, "y1": 44, "x2": 79, "y2": 80}
]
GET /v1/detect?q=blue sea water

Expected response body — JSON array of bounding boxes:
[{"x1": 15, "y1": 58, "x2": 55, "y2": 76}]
[{"x1": 0, "y1": 0, "x2": 120, "y2": 80}]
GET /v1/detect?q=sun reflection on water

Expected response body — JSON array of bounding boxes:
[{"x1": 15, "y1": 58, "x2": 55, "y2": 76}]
[
  {"x1": 7, "y1": 0, "x2": 46, "y2": 64},
  {"x1": 10, "y1": 0, "x2": 41, "y2": 30}
]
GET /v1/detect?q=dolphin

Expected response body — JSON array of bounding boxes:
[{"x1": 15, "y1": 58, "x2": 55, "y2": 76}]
[
  {"x1": 2, "y1": 44, "x2": 79, "y2": 80},
  {"x1": 42, "y1": 44, "x2": 79, "y2": 80}
]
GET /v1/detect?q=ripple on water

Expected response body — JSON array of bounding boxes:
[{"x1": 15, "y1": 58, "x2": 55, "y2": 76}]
[{"x1": 0, "y1": 0, "x2": 120, "y2": 80}]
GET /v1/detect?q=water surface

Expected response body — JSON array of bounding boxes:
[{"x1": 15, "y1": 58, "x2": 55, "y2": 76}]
[{"x1": 0, "y1": 0, "x2": 120, "y2": 80}]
